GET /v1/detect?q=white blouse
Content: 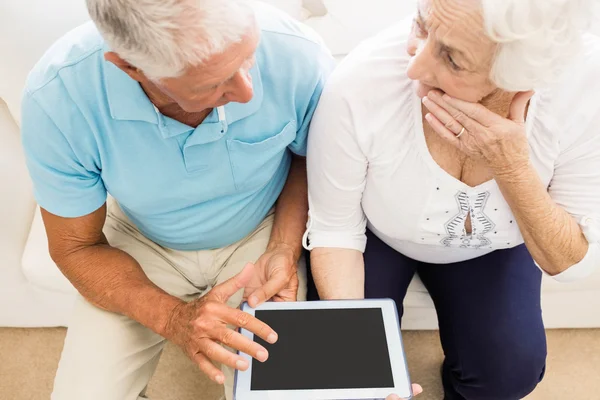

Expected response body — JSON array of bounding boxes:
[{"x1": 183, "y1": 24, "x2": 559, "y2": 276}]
[{"x1": 304, "y1": 22, "x2": 600, "y2": 282}]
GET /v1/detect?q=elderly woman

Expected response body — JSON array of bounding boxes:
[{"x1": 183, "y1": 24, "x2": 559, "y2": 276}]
[{"x1": 304, "y1": 0, "x2": 600, "y2": 398}]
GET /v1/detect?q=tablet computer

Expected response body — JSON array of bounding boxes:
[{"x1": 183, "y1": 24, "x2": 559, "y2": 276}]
[{"x1": 234, "y1": 299, "x2": 412, "y2": 400}]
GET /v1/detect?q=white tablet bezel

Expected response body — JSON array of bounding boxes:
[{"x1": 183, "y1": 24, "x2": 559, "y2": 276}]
[{"x1": 234, "y1": 299, "x2": 413, "y2": 400}]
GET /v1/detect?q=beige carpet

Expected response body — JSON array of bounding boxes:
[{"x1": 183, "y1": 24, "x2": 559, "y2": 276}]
[{"x1": 1, "y1": 328, "x2": 599, "y2": 399}]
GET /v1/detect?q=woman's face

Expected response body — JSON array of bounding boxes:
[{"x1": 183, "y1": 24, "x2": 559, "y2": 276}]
[{"x1": 407, "y1": 0, "x2": 498, "y2": 102}]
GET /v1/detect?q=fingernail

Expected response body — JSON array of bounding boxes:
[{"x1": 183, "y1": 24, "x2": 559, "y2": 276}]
[
  {"x1": 215, "y1": 374, "x2": 225, "y2": 384},
  {"x1": 249, "y1": 296, "x2": 259, "y2": 307},
  {"x1": 413, "y1": 383, "x2": 423, "y2": 395},
  {"x1": 425, "y1": 113, "x2": 433, "y2": 122},
  {"x1": 267, "y1": 332, "x2": 278, "y2": 343},
  {"x1": 257, "y1": 350, "x2": 268, "y2": 362},
  {"x1": 236, "y1": 359, "x2": 249, "y2": 370},
  {"x1": 422, "y1": 96, "x2": 429, "y2": 104}
]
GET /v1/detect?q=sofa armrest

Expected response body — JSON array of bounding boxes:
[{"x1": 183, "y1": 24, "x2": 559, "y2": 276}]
[{"x1": 0, "y1": 99, "x2": 36, "y2": 278}]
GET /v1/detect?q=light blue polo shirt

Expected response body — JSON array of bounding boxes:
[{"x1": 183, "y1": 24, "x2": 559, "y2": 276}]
[{"x1": 21, "y1": 5, "x2": 334, "y2": 251}]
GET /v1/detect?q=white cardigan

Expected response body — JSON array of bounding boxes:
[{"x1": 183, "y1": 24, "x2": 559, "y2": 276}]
[{"x1": 304, "y1": 22, "x2": 600, "y2": 283}]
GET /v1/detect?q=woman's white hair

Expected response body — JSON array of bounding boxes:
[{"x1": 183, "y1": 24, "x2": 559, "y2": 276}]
[
  {"x1": 86, "y1": 0, "x2": 255, "y2": 79},
  {"x1": 481, "y1": 0, "x2": 599, "y2": 91}
]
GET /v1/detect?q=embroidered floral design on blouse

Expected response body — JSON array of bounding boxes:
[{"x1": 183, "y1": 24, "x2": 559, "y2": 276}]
[{"x1": 441, "y1": 191, "x2": 495, "y2": 249}]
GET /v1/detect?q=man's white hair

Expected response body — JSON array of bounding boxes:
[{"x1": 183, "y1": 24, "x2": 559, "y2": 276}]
[
  {"x1": 86, "y1": 0, "x2": 256, "y2": 79},
  {"x1": 481, "y1": 0, "x2": 600, "y2": 91}
]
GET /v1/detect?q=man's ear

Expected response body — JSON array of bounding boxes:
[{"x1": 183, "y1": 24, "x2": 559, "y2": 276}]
[{"x1": 104, "y1": 52, "x2": 146, "y2": 82}]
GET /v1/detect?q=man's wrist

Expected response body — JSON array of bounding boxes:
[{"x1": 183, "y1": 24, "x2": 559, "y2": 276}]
[
  {"x1": 266, "y1": 240, "x2": 301, "y2": 262},
  {"x1": 150, "y1": 293, "x2": 187, "y2": 339}
]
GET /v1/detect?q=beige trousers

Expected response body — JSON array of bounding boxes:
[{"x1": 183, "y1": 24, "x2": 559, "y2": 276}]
[{"x1": 51, "y1": 202, "x2": 307, "y2": 400}]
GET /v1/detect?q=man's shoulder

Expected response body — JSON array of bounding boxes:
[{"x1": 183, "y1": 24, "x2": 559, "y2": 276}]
[
  {"x1": 254, "y1": 2, "x2": 334, "y2": 83},
  {"x1": 254, "y1": 2, "x2": 326, "y2": 50},
  {"x1": 25, "y1": 21, "x2": 104, "y2": 98}
]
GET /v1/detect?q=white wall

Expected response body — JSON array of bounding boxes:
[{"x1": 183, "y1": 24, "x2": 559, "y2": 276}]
[{"x1": 305, "y1": 0, "x2": 416, "y2": 56}]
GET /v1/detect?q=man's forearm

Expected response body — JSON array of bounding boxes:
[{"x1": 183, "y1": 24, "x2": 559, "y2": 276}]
[
  {"x1": 495, "y1": 163, "x2": 588, "y2": 275},
  {"x1": 268, "y1": 155, "x2": 309, "y2": 261},
  {"x1": 55, "y1": 243, "x2": 183, "y2": 337},
  {"x1": 311, "y1": 247, "x2": 365, "y2": 299}
]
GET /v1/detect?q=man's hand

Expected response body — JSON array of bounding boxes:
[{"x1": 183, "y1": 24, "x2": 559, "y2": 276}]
[
  {"x1": 163, "y1": 264, "x2": 278, "y2": 384},
  {"x1": 386, "y1": 384, "x2": 423, "y2": 400},
  {"x1": 244, "y1": 243, "x2": 299, "y2": 307}
]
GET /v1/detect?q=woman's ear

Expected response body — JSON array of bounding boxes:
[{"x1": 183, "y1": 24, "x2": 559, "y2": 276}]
[{"x1": 104, "y1": 52, "x2": 146, "y2": 82}]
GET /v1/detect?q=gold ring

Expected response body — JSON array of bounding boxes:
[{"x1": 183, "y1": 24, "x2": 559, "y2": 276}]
[{"x1": 456, "y1": 127, "x2": 465, "y2": 138}]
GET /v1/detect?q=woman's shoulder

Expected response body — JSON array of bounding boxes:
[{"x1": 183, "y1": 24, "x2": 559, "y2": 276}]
[
  {"x1": 324, "y1": 18, "x2": 415, "y2": 103},
  {"x1": 533, "y1": 34, "x2": 600, "y2": 150},
  {"x1": 543, "y1": 34, "x2": 600, "y2": 103}
]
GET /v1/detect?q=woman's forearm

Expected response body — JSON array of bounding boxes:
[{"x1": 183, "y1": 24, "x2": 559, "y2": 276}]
[
  {"x1": 495, "y1": 162, "x2": 588, "y2": 275},
  {"x1": 310, "y1": 247, "x2": 365, "y2": 299}
]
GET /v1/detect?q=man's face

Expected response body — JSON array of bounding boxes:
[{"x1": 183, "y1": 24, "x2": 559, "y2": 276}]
[{"x1": 154, "y1": 26, "x2": 260, "y2": 113}]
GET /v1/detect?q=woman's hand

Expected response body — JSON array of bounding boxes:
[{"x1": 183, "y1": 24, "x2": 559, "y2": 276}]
[
  {"x1": 386, "y1": 383, "x2": 423, "y2": 399},
  {"x1": 422, "y1": 89, "x2": 535, "y2": 177}
]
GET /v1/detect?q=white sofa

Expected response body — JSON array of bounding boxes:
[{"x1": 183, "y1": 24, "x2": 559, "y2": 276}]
[{"x1": 1, "y1": 0, "x2": 600, "y2": 329}]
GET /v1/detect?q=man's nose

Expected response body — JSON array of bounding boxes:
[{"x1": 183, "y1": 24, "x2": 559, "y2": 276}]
[{"x1": 225, "y1": 70, "x2": 254, "y2": 104}]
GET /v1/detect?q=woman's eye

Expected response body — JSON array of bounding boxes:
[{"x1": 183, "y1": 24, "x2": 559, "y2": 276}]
[
  {"x1": 446, "y1": 52, "x2": 461, "y2": 71},
  {"x1": 413, "y1": 19, "x2": 427, "y2": 37}
]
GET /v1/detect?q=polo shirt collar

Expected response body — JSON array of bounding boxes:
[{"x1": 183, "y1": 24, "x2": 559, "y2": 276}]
[
  {"x1": 103, "y1": 48, "x2": 264, "y2": 137},
  {"x1": 103, "y1": 57, "x2": 159, "y2": 125},
  {"x1": 222, "y1": 61, "x2": 264, "y2": 125}
]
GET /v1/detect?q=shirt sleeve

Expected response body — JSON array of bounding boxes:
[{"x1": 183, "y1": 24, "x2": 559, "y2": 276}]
[
  {"x1": 545, "y1": 108, "x2": 600, "y2": 282},
  {"x1": 303, "y1": 79, "x2": 369, "y2": 252},
  {"x1": 21, "y1": 91, "x2": 107, "y2": 218},
  {"x1": 289, "y1": 47, "x2": 336, "y2": 157}
]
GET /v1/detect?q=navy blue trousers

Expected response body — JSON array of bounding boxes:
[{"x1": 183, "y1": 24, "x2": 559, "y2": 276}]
[{"x1": 307, "y1": 230, "x2": 547, "y2": 400}]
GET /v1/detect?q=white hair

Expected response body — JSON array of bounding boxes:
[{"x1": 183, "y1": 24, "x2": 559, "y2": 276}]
[
  {"x1": 481, "y1": 0, "x2": 600, "y2": 91},
  {"x1": 86, "y1": 0, "x2": 256, "y2": 79}
]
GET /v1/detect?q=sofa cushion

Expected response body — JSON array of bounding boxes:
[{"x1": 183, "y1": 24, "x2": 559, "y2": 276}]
[{"x1": 403, "y1": 263, "x2": 600, "y2": 310}]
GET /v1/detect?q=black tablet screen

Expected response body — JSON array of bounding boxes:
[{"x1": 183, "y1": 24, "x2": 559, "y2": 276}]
[{"x1": 250, "y1": 308, "x2": 395, "y2": 391}]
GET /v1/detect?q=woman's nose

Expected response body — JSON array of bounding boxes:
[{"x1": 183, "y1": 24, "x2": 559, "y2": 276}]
[
  {"x1": 406, "y1": 44, "x2": 435, "y2": 84},
  {"x1": 407, "y1": 36, "x2": 418, "y2": 57}
]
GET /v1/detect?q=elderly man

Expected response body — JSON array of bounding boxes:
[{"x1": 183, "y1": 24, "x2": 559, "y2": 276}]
[{"x1": 20, "y1": 0, "x2": 333, "y2": 398}]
